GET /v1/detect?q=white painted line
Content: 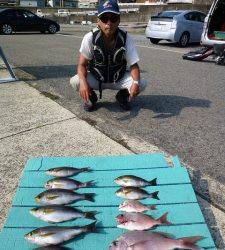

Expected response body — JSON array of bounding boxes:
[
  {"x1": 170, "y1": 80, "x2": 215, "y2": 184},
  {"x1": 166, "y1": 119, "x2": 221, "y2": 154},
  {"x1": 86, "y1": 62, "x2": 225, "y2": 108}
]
[
  {"x1": 137, "y1": 44, "x2": 184, "y2": 54},
  {"x1": 57, "y1": 33, "x2": 185, "y2": 54}
]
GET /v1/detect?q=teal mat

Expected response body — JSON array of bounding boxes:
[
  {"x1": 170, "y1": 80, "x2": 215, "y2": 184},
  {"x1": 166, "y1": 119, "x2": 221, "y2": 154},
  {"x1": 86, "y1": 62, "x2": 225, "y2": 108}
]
[{"x1": 0, "y1": 153, "x2": 216, "y2": 249}]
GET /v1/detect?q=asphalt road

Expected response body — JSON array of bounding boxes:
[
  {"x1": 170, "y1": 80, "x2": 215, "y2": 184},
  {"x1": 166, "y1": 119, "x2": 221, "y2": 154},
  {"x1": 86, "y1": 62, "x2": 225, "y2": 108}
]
[{"x1": 1, "y1": 25, "x2": 225, "y2": 209}]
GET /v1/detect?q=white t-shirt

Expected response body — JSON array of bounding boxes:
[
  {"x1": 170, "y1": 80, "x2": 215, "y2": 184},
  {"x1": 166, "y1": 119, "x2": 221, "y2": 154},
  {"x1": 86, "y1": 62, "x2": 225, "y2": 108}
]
[{"x1": 79, "y1": 30, "x2": 139, "y2": 67}]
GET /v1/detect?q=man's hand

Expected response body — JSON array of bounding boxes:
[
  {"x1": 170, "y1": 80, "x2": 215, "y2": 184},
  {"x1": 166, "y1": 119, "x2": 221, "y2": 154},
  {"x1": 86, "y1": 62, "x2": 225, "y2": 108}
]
[
  {"x1": 79, "y1": 80, "x2": 90, "y2": 102},
  {"x1": 129, "y1": 82, "x2": 140, "y2": 100}
]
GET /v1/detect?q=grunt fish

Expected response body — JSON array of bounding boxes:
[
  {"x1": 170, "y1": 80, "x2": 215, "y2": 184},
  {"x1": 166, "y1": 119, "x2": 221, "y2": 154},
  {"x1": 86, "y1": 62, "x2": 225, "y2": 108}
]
[
  {"x1": 45, "y1": 177, "x2": 94, "y2": 190},
  {"x1": 25, "y1": 222, "x2": 96, "y2": 246},
  {"x1": 35, "y1": 189, "x2": 95, "y2": 205},
  {"x1": 109, "y1": 231, "x2": 204, "y2": 250},
  {"x1": 30, "y1": 206, "x2": 96, "y2": 223},
  {"x1": 46, "y1": 167, "x2": 90, "y2": 177},
  {"x1": 116, "y1": 187, "x2": 159, "y2": 200},
  {"x1": 116, "y1": 212, "x2": 171, "y2": 230},
  {"x1": 115, "y1": 175, "x2": 157, "y2": 187},
  {"x1": 119, "y1": 200, "x2": 156, "y2": 213}
]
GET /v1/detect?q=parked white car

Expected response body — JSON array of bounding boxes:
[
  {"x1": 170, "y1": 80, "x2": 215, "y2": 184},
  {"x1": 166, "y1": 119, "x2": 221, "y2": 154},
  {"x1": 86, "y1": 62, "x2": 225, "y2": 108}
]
[
  {"x1": 145, "y1": 10, "x2": 206, "y2": 47},
  {"x1": 57, "y1": 9, "x2": 70, "y2": 16},
  {"x1": 201, "y1": 0, "x2": 225, "y2": 46},
  {"x1": 81, "y1": 20, "x2": 92, "y2": 25}
]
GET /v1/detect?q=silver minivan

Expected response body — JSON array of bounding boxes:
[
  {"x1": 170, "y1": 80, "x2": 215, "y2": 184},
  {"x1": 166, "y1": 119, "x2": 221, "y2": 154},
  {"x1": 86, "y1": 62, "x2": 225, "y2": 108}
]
[{"x1": 201, "y1": 0, "x2": 225, "y2": 46}]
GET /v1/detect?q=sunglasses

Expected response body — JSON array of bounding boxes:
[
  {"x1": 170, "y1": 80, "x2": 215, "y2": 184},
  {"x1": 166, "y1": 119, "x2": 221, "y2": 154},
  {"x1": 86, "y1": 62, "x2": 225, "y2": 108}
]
[{"x1": 99, "y1": 14, "x2": 119, "y2": 23}]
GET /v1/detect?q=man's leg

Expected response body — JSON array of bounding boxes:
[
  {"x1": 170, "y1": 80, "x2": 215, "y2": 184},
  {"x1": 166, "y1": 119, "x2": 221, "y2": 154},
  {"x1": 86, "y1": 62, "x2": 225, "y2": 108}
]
[
  {"x1": 114, "y1": 72, "x2": 147, "y2": 110},
  {"x1": 70, "y1": 73, "x2": 99, "y2": 111}
]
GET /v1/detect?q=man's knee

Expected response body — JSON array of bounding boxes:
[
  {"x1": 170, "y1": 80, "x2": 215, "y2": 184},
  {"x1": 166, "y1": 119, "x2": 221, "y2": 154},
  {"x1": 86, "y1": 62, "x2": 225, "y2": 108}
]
[{"x1": 70, "y1": 75, "x2": 79, "y2": 91}]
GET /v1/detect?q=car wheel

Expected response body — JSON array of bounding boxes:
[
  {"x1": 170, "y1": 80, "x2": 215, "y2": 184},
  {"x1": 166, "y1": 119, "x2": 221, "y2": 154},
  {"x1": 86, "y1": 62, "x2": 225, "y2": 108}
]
[
  {"x1": 149, "y1": 38, "x2": 160, "y2": 44},
  {"x1": 179, "y1": 32, "x2": 190, "y2": 47},
  {"x1": 48, "y1": 24, "x2": 57, "y2": 34},
  {"x1": 1, "y1": 23, "x2": 13, "y2": 35}
]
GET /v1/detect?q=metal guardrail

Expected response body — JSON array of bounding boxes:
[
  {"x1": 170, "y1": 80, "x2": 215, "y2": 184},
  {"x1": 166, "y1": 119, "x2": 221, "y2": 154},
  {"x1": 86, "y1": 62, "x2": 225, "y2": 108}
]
[{"x1": 0, "y1": 47, "x2": 17, "y2": 83}]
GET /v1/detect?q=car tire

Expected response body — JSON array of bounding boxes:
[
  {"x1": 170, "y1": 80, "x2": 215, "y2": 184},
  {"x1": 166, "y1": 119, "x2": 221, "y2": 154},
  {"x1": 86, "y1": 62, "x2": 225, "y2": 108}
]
[
  {"x1": 1, "y1": 23, "x2": 13, "y2": 35},
  {"x1": 48, "y1": 24, "x2": 57, "y2": 34},
  {"x1": 179, "y1": 32, "x2": 190, "y2": 47},
  {"x1": 149, "y1": 38, "x2": 160, "y2": 44}
]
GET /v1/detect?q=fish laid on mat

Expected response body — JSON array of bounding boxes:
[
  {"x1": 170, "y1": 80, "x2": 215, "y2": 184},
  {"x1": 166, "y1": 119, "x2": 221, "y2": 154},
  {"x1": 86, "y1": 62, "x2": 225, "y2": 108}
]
[
  {"x1": 116, "y1": 187, "x2": 159, "y2": 200},
  {"x1": 35, "y1": 189, "x2": 95, "y2": 205},
  {"x1": 116, "y1": 212, "x2": 171, "y2": 230},
  {"x1": 25, "y1": 222, "x2": 96, "y2": 246},
  {"x1": 115, "y1": 175, "x2": 157, "y2": 187},
  {"x1": 109, "y1": 231, "x2": 204, "y2": 250},
  {"x1": 46, "y1": 167, "x2": 90, "y2": 177},
  {"x1": 119, "y1": 200, "x2": 156, "y2": 213},
  {"x1": 45, "y1": 177, "x2": 94, "y2": 190},
  {"x1": 30, "y1": 206, "x2": 96, "y2": 223}
]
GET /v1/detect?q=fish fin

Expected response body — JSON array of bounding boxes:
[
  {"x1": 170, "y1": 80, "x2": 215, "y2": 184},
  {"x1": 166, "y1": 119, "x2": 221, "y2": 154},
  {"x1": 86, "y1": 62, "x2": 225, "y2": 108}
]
[
  {"x1": 84, "y1": 211, "x2": 97, "y2": 220},
  {"x1": 147, "y1": 205, "x2": 157, "y2": 210},
  {"x1": 179, "y1": 236, "x2": 204, "y2": 249},
  {"x1": 84, "y1": 193, "x2": 95, "y2": 202},
  {"x1": 82, "y1": 167, "x2": 91, "y2": 172},
  {"x1": 150, "y1": 191, "x2": 160, "y2": 200},
  {"x1": 83, "y1": 181, "x2": 95, "y2": 188},
  {"x1": 148, "y1": 178, "x2": 157, "y2": 186},
  {"x1": 47, "y1": 195, "x2": 59, "y2": 200},
  {"x1": 157, "y1": 212, "x2": 171, "y2": 225},
  {"x1": 85, "y1": 221, "x2": 97, "y2": 232}
]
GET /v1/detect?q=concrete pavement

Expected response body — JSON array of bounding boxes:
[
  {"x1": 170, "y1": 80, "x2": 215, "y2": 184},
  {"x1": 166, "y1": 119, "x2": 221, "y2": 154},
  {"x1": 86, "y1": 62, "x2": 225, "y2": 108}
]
[{"x1": 0, "y1": 81, "x2": 224, "y2": 248}]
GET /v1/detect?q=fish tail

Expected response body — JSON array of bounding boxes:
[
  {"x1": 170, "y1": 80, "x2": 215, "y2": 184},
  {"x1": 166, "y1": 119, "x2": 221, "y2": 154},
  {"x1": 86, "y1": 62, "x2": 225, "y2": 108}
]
[
  {"x1": 148, "y1": 178, "x2": 157, "y2": 186},
  {"x1": 179, "y1": 236, "x2": 204, "y2": 249},
  {"x1": 150, "y1": 191, "x2": 160, "y2": 200},
  {"x1": 82, "y1": 167, "x2": 91, "y2": 172},
  {"x1": 147, "y1": 205, "x2": 157, "y2": 210},
  {"x1": 83, "y1": 181, "x2": 95, "y2": 188},
  {"x1": 157, "y1": 212, "x2": 171, "y2": 225},
  {"x1": 84, "y1": 193, "x2": 95, "y2": 202},
  {"x1": 85, "y1": 221, "x2": 97, "y2": 233},
  {"x1": 84, "y1": 211, "x2": 97, "y2": 220}
]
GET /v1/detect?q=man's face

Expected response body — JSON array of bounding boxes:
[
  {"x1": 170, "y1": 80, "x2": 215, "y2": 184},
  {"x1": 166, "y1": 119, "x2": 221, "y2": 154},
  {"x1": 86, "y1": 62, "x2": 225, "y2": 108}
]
[{"x1": 97, "y1": 13, "x2": 120, "y2": 37}]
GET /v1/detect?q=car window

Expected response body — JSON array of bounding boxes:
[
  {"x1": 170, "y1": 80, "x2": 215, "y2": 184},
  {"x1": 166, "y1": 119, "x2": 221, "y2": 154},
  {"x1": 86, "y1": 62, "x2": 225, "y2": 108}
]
[
  {"x1": 198, "y1": 13, "x2": 206, "y2": 22},
  {"x1": 22, "y1": 11, "x2": 37, "y2": 18},
  {"x1": 1, "y1": 10, "x2": 14, "y2": 18},
  {"x1": 158, "y1": 11, "x2": 183, "y2": 18},
  {"x1": 185, "y1": 12, "x2": 205, "y2": 22}
]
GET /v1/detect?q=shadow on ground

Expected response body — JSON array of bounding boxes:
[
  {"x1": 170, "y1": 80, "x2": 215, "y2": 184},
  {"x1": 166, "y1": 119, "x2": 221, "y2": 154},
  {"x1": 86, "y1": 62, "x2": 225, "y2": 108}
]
[
  {"x1": 99, "y1": 94, "x2": 211, "y2": 120},
  {"x1": 19, "y1": 65, "x2": 76, "y2": 80}
]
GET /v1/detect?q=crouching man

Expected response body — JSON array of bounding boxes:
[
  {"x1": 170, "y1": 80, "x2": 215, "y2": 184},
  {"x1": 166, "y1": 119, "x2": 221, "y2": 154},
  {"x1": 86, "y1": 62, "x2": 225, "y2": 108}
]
[{"x1": 70, "y1": 0, "x2": 147, "y2": 111}]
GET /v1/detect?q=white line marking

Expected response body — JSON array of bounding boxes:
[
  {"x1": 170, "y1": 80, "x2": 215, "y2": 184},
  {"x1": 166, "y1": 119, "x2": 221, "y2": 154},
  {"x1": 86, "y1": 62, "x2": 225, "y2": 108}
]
[
  {"x1": 137, "y1": 44, "x2": 184, "y2": 54},
  {"x1": 57, "y1": 33, "x2": 185, "y2": 54}
]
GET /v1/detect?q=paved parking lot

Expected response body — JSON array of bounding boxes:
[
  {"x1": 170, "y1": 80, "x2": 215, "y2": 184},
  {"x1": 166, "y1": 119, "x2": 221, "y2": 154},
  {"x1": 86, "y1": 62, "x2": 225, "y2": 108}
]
[{"x1": 0, "y1": 25, "x2": 225, "y2": 237}]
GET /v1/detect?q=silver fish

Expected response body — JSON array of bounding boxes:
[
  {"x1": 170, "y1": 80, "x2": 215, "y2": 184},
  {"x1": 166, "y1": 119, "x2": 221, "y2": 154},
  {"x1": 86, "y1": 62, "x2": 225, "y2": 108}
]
[
  {"x1": 30, "y1": 206, "x2": 96, "y2": 223},
  {"x1": 45, "y1": 177, "x2": 94, "y2": 190},
  {"x1": 46, "y1": 167, "x2": 90, "y2": 177},
  {"x1": 35, "y1": 189, "x2": 95, "y2": 205},
  {"x1": 109, "y1": 231, "x2": 204, "y2": 250},
  {"x1": 25, "y1": 222, "x2": 96, "y2": 246},
  {"x1": 119, "y1": 200, "x2": 156, "y2": 213},
  {"x1": 115, "y1": 175, "x2": 157, "y2": 187},
  {"x1": 116, "y1": 212, "x2": 171, "y2": 230},
  {"x1": 116, "y1": 187, "x2": 159, "y2": 200}
]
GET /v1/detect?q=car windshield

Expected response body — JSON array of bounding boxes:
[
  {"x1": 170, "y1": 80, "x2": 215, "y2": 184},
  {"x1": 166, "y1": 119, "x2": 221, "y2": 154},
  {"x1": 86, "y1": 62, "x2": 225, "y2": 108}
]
[{"x1": 157, "y1": 11, "x2": 183, "y2": 18}]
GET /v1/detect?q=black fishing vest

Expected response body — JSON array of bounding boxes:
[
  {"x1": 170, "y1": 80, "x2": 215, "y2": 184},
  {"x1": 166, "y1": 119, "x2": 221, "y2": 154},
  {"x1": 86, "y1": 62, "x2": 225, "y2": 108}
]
[{"x1": 89, "y1": 28, "x2": 127, "y2": 84}]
